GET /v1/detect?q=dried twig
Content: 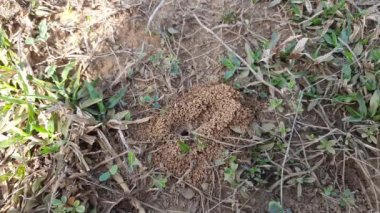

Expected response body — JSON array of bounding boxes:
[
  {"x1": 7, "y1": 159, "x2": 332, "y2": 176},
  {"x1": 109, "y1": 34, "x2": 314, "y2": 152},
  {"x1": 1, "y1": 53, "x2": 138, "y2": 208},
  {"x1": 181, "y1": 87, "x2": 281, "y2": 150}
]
[{"x1": 146, "y1": 0, "x2": 166, "y2": 34}]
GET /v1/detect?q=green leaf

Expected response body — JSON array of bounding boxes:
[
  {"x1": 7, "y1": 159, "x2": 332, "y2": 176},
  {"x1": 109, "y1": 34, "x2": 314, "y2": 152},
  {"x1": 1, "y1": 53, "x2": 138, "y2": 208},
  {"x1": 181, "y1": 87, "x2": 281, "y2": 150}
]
[
  {"x1": 357, "y1": 94, "x2": 367, "y2": 117},
  {"x1": 224, "y1": 70, "x2": 236, "y2": 81},
  {"x1": 76, "y1": 205, "x2": 86, "y2": 213},
  {"x1": 61, "y1": 61, "x2": 76, "y2": 83},
  {"x1": 345, "y1": 106, "x2": 362, "y2": 118},
  {"x1": 342, "y1": 64, "x2": 351, "y2": 81},
  {"x1": 79, "y1": 97, "x2": 103, "y2": 109},
  {"x1": 269, "y1": 31, "x2": 281, "y2": 49},
  {"x1": 153, "y1": 175, "x2": 167, "y2": 189},
  {"x1": 113, "y1": 110, "x2": 132, "y2": 121},
  {"x1": 85, "y1": 81, "x2": 102, "y2": 100},
  {"x1": 343, "y1": 50, "x2": 354, "y2": 64},
  {"x1": 127, "y1": 151, "x2": 141, "y2": 170},
  {"x1": 371, "y1": 49, "x2": 380, "y2": 63},
  {"x1": 52, "y1": 199, "x2": 63, "y2": 206},
  {"x1": 25, "y1": 37, "x2": 35, "y2": 45},
  {"x1": 369, "y1": 90, "x2": 380, "y2": 117},
  {"x1": 177, "y1": 141, "x2": 191, "y2": 154},
  {"x1": 222, "y1": 54, "x2": 240, "y2": 81},
  {"x1": 40, "y1": 144, "x2": 60, "y2": 155},
  {"x1": 0, "y1": 29, "x2": 11, "y2": 48},
  {"x1": 15, "y1": 165, "x2": 26, "y2": 179},
  {"x1": 0, "y1": 173, "x2": 12, "y2": 182},
  {"x1": 0, "y1": 95, "x2": 28, "y2": 104},
  {"x1": 333, "y1": 94, "x2": 357, "y2": 103},
  {"x1": 340, "y1": 27, "x2": 350, "y2": 44},
  {"x1": 324, "y1": 34, "x2": 333, "y2": 46},
  {"x1": 73, "y1": 200, "x2": 80, "y2": 207},
  {"x1": 106, "y1": 87, "x2": 127, "y2": 109},
  {"x1": 99, "y1": 171, "x2": 111, "y2": 182},
  {"x1": 61, "y1": 196, "x2": 67, "y2": 204},
  {"x1": 85, "y1": 81, "x2": 105, "y2": 114},
  {"x1": 0, "y1": 136, "x2": 26, "y2": 149},
  {"x1": 268, "y1": 201, "x2": 283, "y2": 213},
  {"x1": 37, "y1": 19, "x2": 49, "y2": 41},
  {"x1": 109, "y1": 165, "x2": 118, "y2": 175},
  {"x1": 142, "y1": 95, "x2": 152, "y2": 103}
]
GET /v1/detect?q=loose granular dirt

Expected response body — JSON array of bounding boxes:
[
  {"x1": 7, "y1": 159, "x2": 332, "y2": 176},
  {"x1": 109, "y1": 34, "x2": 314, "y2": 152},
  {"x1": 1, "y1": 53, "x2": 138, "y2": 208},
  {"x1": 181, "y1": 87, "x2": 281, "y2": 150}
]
[{"x1": 129, "y1": 84, "x2": 254, "y2": 184}]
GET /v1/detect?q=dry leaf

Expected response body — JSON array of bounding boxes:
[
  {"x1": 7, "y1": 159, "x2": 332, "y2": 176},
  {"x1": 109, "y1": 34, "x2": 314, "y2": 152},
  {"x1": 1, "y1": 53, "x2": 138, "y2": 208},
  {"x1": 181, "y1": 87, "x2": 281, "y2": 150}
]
[
  {"x1": 304, "y1": 0, "x2": 313, "y2": 14},
  {"x1": 230, "y1": 126, "x2": 246, "y2": 134},
  {"x1": 292, "y1": 38, "x2": 309, "y2": 55}
]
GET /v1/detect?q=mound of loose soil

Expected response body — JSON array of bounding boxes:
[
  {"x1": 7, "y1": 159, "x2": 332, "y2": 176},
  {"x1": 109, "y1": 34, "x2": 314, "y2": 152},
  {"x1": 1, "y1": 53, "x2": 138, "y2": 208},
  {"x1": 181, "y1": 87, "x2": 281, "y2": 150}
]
[{"x1": 130, "y1": 84, "x2": 254, "y2": 184}]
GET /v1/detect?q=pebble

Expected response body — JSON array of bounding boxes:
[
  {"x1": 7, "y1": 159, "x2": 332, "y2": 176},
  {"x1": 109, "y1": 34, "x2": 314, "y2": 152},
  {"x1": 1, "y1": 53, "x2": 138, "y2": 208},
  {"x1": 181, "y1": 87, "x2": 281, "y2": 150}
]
[{"x1": 180, "y1": 188, "x2": 195, "y2": 200}]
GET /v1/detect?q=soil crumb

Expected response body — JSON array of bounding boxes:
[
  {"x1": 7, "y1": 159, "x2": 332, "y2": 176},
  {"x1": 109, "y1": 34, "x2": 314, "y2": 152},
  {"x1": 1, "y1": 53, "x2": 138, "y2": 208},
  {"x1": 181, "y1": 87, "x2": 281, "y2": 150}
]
[{"x1": 130, "y1": 84, "x2": 254, "y2": 184}]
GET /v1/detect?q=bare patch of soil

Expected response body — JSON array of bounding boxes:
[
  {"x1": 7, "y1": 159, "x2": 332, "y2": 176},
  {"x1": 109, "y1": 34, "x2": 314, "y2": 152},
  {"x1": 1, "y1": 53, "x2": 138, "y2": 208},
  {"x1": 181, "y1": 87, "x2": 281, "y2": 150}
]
[{"x1": 130, "y1": 84, "x2": 254, "y2": 184}]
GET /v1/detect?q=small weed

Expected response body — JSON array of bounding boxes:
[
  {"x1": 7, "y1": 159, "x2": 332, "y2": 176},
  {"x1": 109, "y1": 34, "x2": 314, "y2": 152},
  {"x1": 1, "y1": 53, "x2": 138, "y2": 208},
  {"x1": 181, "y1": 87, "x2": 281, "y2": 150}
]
[
  {"x1": 357, "y1": 126, "x2": 378, "y2": 144},
  {"x1": 268, "y1": 201, "x2": 283, "y2": 213},
  {"x1": 339, "y1": 189, "x2": 356, "y2": 208},
  {"x1": 269, "y1": 98, "x2": 284, "y2": 112},
  {"x1": 224, "y1": 156, "x2": 239, "y2": 186},
  {"x1": 322, "y1": 186, "x2": 356, "y2": 209},
  {"x1": 152, "y1": 175, "x2": 167, "y2": 190},
  {"x1": 25, "y1": 19, "x2": 49, "y2": 45},
  {"x1": 195, "y1": 137, "x2": 207, "y2": 152},
  {"x1": 371, "y1": 49, "x2": 380, "y2": 63},
  {"x1": 139, "y1": 94, "x2": 160, "y2": 109},
  {"x1": 51, "y1": 196, "x2": 85, "y2": 213},
  {"x1": 148, "y1": 51, "x2": 164, "y2": 67},
  {"x1": 177, "y1": 140, "x2": 191, "y2": 154},
  {"x1": 221, "y1": 53, "x2": 240, "y2": 81},
  {"x1": 99, "y1": 165, "x2": 118, "y2": 182},
  {"x1": 317, "y1": 139, "x2": 336, "y2": 154},
  {"x1": 149, "y1": 51, "x2": 181, "y2": 77},
  {"x1": 222, "y1": 10, "x2": 238, "y2": 24},
  {"x1": 127, "y1": 151, "x2": 141, "y2": 172},
  {"x1": 323, "y1": 185, "x2": 337, "y2": 197},
  {"x1": 242, "y1": 155, "x2": 271, "y2": 185},
  {"x1": 167, "y1": 56, "x2": 181, "y2": 76},
  {"x1": 287, "y1": 169, "x2": 315, "y2": 199}
]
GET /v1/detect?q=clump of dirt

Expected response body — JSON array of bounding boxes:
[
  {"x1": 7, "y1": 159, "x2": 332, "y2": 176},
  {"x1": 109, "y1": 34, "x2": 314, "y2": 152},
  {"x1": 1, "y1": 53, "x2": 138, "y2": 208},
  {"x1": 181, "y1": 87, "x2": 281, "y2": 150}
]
[{"x1": 130, "y1": 84, "x2": 254, "y2": 184}]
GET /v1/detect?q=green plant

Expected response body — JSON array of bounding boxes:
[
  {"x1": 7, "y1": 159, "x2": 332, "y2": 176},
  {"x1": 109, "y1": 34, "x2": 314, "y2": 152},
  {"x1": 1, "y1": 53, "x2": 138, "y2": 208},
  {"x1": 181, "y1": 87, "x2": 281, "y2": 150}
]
[
  {"x1": 268, "y1": 201, "x2": 283, "y2": 213},
  {"x1": 222, "y1": 10, "x2": 238, "y2": 24},
  {"x1": 317, "y1": 139, "x2": 336, "y2": 154},
  {"x1": 371, "y1": 49, "x2": 380, "y2": 63},
  {"x1": 221, "y1": 53, "x2": 240, "y2": 81},
  {"x1": 357, "y1": 126, "x2": 378, "y2": 144},
  {"x1": 76, "y1": 80, "x2": 127, "y2": 119},
  {"x1": 152, "y1": 175, "x2": 167, "y2": 190},
  {"x1": 269, "y1": 98, "x2": 284, "y2": 112},
  {"x1": 323, "y1": 185, "x2": 337, "y2": 197},
  {"x1": 139, "y1": 94, "x2": 160, "y2": 109},
  {"x1": 149, "y1": 51, "x2": 181, "y2": 77},
  {"x1": 224, "y1": 156, "x2": 239, "y2": 186},
  {"x1": 287, "y1": 169, "x2": 315, "y2": 199},
  {"x1": 99, "y1": 165, "x2": 118, "y2": 182},
  {"x1": 177, "y1": 140, "x2": 191, "y2": 154},
  {"x1": 25, "y1": 19, "x2": 49, "y2": 45},
  {"x1": 127, "y1": 151, "x2": 141, "y2": 172},
  {"x1": 243, "y1": 155, "x2": 271, "y2": 185},
  {"x1": 51, "y1": 196, "x2": 85, "y2": 213},
  {"x1": 339, "y1": 189, "x2": 355, "y2": 208},
  {"x1": 322, "y1": 186, "x2": 356, "y2": 208}
]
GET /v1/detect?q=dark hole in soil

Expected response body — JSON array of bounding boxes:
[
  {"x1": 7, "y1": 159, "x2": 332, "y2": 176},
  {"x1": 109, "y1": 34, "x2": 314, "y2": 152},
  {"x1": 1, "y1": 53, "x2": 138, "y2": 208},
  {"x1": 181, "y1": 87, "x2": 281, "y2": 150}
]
[{"x1": 180, "y1": 129, "x2": 189, "y2": 136}]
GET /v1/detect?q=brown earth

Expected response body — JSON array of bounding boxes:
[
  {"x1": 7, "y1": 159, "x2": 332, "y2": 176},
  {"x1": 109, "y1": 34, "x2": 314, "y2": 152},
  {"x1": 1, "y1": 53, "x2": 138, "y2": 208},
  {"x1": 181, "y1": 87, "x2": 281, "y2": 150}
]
[{"x1": 129, "y1": 83, "x2": 254, "y2": 184}]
